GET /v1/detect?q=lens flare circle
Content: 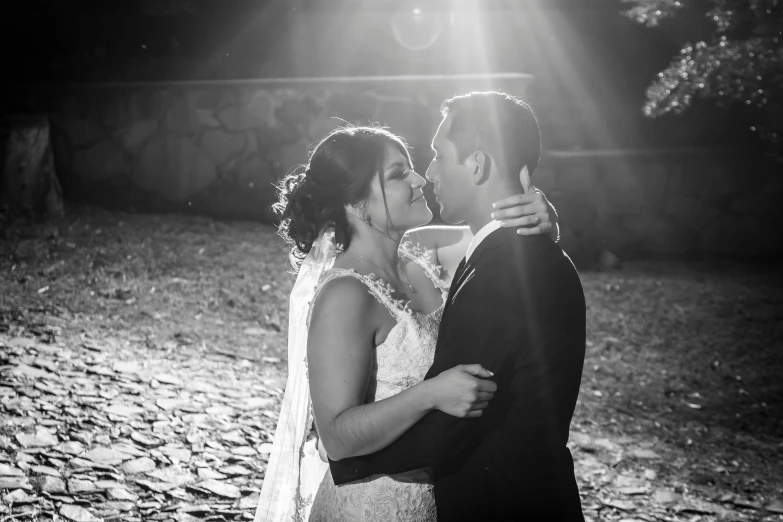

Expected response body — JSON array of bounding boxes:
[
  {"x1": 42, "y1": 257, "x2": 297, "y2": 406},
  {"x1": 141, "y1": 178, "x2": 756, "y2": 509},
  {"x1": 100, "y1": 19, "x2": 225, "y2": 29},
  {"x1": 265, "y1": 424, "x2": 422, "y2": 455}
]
[{"x1": 390, "y1": 8, "x2": 443, "y2": 51}]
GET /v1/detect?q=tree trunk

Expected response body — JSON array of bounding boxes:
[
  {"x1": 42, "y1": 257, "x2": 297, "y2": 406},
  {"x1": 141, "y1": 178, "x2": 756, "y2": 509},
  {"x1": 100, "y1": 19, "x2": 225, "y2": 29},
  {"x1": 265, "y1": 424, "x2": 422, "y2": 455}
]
[{"x1": 0, "y1": 115, "x2": 64, "y2": 220}]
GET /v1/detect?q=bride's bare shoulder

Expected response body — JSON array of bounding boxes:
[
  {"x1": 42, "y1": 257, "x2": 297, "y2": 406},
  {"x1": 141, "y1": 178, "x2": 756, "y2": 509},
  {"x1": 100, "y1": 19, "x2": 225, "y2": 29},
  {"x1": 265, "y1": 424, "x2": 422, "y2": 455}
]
[
  {"x1": 310, "y1": 274, "x2": 376, "y2": 325},
  {"x1": 404, "y1": 225, "x2": 472, "y2": 250}
]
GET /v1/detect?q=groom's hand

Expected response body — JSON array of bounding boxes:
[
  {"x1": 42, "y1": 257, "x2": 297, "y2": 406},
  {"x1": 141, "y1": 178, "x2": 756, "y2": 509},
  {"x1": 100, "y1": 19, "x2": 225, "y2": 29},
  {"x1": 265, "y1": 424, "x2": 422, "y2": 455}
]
[{"x1": 427, "y1": 364, "x2": 497, "y2": 418}]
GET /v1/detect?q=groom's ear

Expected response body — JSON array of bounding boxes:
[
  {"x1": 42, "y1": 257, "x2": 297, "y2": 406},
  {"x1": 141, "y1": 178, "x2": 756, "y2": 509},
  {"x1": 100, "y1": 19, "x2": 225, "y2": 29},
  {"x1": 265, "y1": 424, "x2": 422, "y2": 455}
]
[
  {"x1": 468, "y1": 151, "x2": 491, "y2": 185},
  {"x1": 519, "y1": 164, "x2": 532, "y2": 193}
]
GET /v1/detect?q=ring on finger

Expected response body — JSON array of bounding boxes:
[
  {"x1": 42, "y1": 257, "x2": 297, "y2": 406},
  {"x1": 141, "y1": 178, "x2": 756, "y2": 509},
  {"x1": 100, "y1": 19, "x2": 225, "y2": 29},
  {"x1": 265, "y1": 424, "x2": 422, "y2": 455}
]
[{"x1": 532, "y1": 214, "x2": 540, "y2": 225}]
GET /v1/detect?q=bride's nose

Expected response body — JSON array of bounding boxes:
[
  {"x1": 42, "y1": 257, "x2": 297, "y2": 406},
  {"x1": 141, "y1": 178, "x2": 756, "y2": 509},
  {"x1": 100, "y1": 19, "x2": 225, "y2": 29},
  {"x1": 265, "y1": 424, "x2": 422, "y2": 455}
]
[{"x1": 410, "y1": 171, "x2": 426, "y2": 189}]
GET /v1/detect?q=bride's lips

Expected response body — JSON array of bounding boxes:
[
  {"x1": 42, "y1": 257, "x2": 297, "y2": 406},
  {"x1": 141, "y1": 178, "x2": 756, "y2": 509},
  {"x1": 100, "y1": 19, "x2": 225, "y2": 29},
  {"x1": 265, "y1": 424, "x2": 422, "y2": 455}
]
[{"x1": 411, "y1": 195, "x2": 425, "y2": 203}]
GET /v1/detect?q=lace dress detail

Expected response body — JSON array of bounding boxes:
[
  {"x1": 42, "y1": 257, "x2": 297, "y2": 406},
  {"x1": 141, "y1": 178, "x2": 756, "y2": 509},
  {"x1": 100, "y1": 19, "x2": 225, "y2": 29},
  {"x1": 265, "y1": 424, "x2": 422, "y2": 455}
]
[{"x1": 308, "y1": 243, "x2": 444, "y2": 522}]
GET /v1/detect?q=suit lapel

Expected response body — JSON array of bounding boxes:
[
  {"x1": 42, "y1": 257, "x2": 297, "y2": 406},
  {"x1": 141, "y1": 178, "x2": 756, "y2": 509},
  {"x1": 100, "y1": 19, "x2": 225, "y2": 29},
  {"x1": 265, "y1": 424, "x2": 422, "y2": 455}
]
[
  {"x1": 444, "y1": 228, "x2": 514, "y2": 311},
  {"x1": 443, "y1": 257, "x2": 468, "y2": 315}
]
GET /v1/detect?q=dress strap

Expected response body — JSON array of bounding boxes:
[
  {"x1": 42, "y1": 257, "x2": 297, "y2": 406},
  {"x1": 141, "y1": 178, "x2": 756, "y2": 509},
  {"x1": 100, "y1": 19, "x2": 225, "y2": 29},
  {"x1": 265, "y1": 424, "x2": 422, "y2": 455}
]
[
  {"x1": 399, "y1": 240, "x2": 449, "y2": 297},
  {"x1": 307, "y1": 269, "x2": 411, "y2": 327}
]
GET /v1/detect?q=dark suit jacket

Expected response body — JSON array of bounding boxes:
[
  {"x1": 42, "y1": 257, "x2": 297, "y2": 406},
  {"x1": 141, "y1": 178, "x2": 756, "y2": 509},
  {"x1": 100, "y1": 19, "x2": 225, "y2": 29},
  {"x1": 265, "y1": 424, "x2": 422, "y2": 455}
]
[{"x1": 330, "y1": 228, "x2": 586, "y2": 521}]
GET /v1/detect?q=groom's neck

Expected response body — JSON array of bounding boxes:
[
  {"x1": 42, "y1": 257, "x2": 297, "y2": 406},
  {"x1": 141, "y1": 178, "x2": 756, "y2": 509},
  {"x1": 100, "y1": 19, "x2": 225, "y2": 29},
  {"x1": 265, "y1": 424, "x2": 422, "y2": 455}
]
[
  {"x1": 464, "y1": 181, "x2": 522, "y2": 234},
  {"x1": 465, "y1": 203, "x2": 494, "y2": 235}
]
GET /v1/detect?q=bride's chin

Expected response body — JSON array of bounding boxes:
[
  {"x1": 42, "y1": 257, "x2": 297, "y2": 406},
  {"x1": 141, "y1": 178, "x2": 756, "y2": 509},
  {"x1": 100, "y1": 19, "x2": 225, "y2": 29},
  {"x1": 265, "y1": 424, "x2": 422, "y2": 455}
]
[{"x1": 415, "y1": 208, "x2": 433, "y2": 226}]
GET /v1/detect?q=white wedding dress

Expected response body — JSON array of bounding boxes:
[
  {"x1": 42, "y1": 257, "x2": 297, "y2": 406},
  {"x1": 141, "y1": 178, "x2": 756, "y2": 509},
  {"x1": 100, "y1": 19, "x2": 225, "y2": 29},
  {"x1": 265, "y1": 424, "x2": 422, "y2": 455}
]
[{"x1": 307, "y1": 242, "x2": 446, "y2": 522}]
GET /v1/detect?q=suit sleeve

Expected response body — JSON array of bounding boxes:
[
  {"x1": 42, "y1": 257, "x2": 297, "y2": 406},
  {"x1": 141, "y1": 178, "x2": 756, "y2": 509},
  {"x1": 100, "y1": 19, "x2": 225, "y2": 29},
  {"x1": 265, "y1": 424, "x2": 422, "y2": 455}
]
[{"x1": 332, "y1": 294, "x2": 522, "y2": 476}]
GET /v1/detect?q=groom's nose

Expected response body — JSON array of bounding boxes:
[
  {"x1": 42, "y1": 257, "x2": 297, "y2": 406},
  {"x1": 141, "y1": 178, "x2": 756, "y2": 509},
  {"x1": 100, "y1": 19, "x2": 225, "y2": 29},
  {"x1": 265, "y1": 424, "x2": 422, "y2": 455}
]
[{"x1": 425, "y1": 162, "x2": 436, "y2": 183}]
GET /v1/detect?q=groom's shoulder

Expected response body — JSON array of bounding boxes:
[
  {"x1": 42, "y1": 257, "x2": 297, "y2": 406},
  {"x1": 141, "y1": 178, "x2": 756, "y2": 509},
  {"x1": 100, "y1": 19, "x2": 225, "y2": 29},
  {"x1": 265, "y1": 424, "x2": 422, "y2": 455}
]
[{"x1": 500, "y1": 233, "x2": 566, "y2": 265}]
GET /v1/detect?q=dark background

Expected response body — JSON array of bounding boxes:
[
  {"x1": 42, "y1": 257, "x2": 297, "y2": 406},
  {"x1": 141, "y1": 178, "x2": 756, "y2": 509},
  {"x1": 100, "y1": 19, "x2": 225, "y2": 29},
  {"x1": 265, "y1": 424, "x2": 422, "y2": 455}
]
[{"x1": 2, "y1": 0, "x2": 760, "y2": 151}]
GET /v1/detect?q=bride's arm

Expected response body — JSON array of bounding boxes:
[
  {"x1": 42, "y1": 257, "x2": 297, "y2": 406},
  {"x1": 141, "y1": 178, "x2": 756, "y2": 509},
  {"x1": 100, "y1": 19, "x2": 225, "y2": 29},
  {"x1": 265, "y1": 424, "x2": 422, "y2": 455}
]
[
  {"x1": 404, "y1": 188, "x2": 559, "y2": 278},
  {"x1": 308, "y1": 277, "x2": 494, "y2": 461}
]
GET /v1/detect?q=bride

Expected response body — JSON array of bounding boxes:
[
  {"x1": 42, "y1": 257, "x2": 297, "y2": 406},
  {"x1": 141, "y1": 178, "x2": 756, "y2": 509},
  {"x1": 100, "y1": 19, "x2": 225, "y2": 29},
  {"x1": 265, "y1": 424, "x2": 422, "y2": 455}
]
[{"x1": 255, "y1": 125, "x2": 557, "y2": 522}]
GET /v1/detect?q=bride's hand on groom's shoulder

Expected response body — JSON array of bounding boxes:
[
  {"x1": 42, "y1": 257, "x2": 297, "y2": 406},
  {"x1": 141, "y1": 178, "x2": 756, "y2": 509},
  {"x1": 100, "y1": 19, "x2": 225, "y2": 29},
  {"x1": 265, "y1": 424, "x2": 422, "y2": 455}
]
[
  {"x1": 490, "y1": 166, "x2": 561, "y2": 241},
  {"x1": 426, "y1": 364, "x2": 497, "y2": 418}
]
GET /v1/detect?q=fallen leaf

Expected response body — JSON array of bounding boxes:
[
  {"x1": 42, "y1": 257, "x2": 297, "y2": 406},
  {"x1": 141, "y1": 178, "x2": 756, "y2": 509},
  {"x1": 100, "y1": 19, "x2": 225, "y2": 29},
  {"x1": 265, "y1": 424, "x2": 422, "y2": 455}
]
[
  {"x1": 120, "y1": 457, "x2": 156, "y2": 475},
  {"x1": 145, "y1": 466, "x2": 195, "y2": 487},
  {"x1": 653, "y1": 489, "x2": 683, "y2": 504},
  {"x1": 39, "y1": 476, "x2": 67, "y2": 494},
  {"x1": 54, "y1": 441, "x2": 85, "y2": 455},
  {"x1": 68, "y1": 478, "x2": 99, "y2": 494},
  {"x1": 197, "y1": 467, "x2": 226, "y2": 480},
  {"x1": 733, "y1": 498, "x2": 762, "y2": 510},
  {"x1": 4, "y1": 488, "x2": 37, "y2": 504},
  {"x1": 0, "y1": 477, "x2": 32, "y2": 490},
  {"x1": 159, "y1": 445, "x2": 191, "y2": 463},
  {"x1": 135, "y1": 479, "x2": 179, "y2": 492},
  {"x1": 30, "y1": 465, "x2": 61, "y2": 477},
  {"x1": 0, "y1": 463, "x2": 25, "y2": 476},
  {"x1": 112, "y1": 361, "x2": 140, "y2": 373},
  {"x1": 99, "y1": 500, "x2": 135, "y2": 512},
  {"x1": 59, "y1": 504, "x2": 102, "y2": 522},
  {"x1": 153, "y1": 373, "x2": 183, "y2": 386},
  {"x1": 767, "y1": 499, "x2": 783, "y2": 514},
  {"x1": 244, "y1": 327, "x2": 273, "y2": 336},
  {"x1": 104, "y1": 403, "x2": 146, "y2": 417},
  {"x1": 217, "y1": 465, "x2": 251, "y2": 476},
  {"x1": 614, "y1": 476, "x2": 647, "y2": 489},
  {"x1": 199, "y1": 479, "x2": 241, "y2": 498},
  {"x1": 239, "y1": 492, "x2": 260, "y2": 509},
  {"x1": 130, "y1": 432, "x2": 161, "y2": 447},
  {"x1": 82, "y1": 446, "x2": 132, "y2": 465},
  {"x1": 15, "y1": 427, "x2": 59, "y2": 447},
  {"x1": 604, "y1": 499, "x2": 635, "y2": 511},
  {"x1": 107, "y1": 488, "x2": 138, "y2": 501},
  {"x1": 629, "y1": 448, "x2": 661, "y2": 459}
]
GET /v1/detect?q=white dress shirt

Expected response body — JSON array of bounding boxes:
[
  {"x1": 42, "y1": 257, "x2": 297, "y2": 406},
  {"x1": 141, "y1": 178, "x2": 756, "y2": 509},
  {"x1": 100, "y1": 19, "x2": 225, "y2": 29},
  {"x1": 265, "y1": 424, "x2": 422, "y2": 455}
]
[{"x1": 465, "y1": 219, "x2": 503, "y2": 262}]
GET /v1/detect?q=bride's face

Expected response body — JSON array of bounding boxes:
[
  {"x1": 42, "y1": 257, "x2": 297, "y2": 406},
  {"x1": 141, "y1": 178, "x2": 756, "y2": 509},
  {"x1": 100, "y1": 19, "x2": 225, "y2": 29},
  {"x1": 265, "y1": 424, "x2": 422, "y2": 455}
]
[{"x1": 361, "y1": 144, "x2": 432, "y2": 234}]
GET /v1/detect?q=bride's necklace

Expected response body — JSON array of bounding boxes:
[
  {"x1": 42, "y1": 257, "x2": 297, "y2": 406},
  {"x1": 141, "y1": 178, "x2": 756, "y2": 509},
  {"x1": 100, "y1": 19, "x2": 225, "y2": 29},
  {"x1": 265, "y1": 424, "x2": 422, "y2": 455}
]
[{"x1": 342, "y1": 251, "x2": 417, "y2": 294}]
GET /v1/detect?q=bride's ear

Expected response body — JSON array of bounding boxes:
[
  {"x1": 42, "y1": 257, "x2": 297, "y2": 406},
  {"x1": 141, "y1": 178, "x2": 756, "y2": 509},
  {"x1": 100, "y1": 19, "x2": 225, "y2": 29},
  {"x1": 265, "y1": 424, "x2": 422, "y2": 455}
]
[{"x1": 345, "y1": 204, "x2": 368, "y2": 226}]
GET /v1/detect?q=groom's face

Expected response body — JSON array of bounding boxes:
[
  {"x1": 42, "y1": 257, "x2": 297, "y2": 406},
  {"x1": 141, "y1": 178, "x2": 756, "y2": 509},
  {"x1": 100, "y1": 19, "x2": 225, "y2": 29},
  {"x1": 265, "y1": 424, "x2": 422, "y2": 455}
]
[{"x1": 426, "y1": 115, "x2": 473, "y2": 224}]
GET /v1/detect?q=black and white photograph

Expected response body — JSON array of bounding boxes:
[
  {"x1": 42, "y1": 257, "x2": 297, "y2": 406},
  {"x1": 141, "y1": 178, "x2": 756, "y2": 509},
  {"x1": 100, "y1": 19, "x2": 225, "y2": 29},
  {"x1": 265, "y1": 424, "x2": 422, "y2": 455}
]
[{"x1": 1, "y1": 0, "x2": 781, "y2": 521}]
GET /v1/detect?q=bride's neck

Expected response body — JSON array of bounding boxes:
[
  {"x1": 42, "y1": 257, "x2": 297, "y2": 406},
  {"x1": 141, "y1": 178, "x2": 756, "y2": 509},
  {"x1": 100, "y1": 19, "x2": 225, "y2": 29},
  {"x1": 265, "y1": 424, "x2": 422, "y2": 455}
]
[{"x1": 343, "y1": 225, "x2": 402, "y2": 273}]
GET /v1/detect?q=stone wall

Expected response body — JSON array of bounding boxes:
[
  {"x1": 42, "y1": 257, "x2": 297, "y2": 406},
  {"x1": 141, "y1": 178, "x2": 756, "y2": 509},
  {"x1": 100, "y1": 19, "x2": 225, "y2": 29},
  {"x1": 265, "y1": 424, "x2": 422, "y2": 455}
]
[
  {"x1": 535, "y1": 149, "x2": 783, "y2": 261},
  {"x1": 12, "y1": 74, "x2": 531, "y2": 222},
  {"x1": 4, "y1": 75, "x2": 781, "y2": 258}
]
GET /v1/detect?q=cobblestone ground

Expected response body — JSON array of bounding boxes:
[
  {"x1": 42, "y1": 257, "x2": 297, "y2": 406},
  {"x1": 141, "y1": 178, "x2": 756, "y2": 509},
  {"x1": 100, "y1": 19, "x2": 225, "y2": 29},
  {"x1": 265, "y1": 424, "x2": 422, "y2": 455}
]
[{"x1": 1, "y1": 207, "x2": 781, "y2": 521}]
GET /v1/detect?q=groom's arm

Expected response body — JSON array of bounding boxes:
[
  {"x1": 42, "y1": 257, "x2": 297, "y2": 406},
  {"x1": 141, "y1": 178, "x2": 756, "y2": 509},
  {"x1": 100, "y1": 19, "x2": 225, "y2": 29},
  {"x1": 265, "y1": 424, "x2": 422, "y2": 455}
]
[{"x1": 329, "y1": 301, "x2": 521, "y2": 483}]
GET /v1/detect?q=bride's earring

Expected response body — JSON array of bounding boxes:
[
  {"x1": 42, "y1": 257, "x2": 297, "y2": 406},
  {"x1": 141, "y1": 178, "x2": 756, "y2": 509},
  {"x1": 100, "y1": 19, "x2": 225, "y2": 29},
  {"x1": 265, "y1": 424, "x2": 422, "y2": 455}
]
[{"x1": 346, "y1": 207, "x2": 372, "y2": 226}]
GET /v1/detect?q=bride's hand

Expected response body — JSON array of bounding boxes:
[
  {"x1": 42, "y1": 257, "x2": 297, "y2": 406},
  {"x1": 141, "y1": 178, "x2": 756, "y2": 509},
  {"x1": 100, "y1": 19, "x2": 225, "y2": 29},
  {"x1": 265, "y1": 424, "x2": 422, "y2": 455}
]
[
  {"x1": 427, "y1": 364, "x2": 497, "y2": 418},
  {"x1": 490, "y1": 166, "x2": 560, "y2": 241}
]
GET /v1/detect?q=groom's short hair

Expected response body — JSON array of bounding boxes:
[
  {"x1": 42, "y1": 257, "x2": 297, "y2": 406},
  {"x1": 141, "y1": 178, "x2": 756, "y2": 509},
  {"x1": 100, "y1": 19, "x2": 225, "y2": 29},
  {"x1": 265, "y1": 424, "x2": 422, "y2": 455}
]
[{"x1": 440, "y1": 91, "x2": 541, "y2": 178}]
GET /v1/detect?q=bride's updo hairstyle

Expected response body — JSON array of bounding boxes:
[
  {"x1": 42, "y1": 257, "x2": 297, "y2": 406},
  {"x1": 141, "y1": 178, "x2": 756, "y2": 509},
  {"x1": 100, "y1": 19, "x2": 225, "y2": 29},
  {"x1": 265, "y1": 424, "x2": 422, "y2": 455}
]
[{"x1": 274, "y1": 125, "x2": 413, "y2": 267}]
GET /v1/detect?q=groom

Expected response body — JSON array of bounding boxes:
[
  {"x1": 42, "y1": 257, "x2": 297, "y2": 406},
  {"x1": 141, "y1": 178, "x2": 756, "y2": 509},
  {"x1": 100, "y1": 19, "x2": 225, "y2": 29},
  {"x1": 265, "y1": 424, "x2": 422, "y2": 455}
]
[{"x1": 330, "y1": 92, "x2": 586, "y2": 520}]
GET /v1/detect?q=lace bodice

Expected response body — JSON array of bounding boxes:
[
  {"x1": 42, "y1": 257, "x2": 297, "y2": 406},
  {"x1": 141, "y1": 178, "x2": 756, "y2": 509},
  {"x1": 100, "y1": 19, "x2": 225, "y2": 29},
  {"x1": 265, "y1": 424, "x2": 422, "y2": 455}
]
[{"x1": 307, "y1": 241, "x2": 445, "y2": 522}]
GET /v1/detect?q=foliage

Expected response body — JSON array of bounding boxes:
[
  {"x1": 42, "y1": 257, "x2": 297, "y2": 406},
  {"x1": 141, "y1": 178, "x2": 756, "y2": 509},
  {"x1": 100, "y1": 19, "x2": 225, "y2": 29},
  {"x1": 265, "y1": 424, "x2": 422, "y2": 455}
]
[{"x1": 622, "y1": 0, "x2": 783, "y2": 154}]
